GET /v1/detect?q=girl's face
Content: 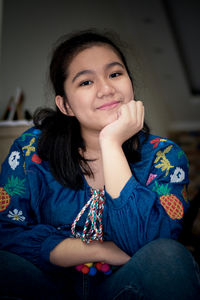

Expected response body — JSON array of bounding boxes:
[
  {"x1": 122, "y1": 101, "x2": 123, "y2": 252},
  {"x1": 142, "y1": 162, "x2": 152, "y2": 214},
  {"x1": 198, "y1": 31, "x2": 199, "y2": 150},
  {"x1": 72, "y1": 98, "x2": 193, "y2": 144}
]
[{"x1": 56, "y1": 45, "x2": 134, "y2": 134}]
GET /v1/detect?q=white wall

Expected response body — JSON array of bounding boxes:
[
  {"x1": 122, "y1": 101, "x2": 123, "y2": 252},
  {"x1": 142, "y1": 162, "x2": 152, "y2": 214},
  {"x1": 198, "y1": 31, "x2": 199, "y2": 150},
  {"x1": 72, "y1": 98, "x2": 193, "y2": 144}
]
[{"x1": 0, "y1": 0, "x2": 170, "y2": 136}]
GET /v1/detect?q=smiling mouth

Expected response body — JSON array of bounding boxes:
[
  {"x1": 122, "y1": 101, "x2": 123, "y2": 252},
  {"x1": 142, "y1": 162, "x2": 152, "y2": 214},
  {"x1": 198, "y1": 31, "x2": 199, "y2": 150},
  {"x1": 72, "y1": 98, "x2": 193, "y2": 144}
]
[{"x1": 97, "y1": 101, "x2": 121, "y2": 110}]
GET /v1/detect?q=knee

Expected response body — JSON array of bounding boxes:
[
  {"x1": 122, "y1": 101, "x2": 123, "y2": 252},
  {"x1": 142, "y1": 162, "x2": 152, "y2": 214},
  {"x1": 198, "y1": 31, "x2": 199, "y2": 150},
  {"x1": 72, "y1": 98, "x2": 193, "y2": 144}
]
[
  {"x1": 0, "y1": 250, "x2": 64, "y2": 300},
  {"x1": 133, "y1": 239, "x2": 197, "y2": 270},
  {"x1": 125, "y1": 239, "x2": 200, "y2": 299},
  {"x1": 137, "y1": 238, "x2": 192, "y2": 262}
]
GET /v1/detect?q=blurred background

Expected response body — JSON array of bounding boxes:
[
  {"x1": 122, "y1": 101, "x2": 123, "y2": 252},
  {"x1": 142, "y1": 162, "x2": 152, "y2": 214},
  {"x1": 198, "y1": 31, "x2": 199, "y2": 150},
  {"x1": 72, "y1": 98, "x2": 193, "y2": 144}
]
[{"x1": 0, "y1": 0, "x2": 199, "y2": 199}]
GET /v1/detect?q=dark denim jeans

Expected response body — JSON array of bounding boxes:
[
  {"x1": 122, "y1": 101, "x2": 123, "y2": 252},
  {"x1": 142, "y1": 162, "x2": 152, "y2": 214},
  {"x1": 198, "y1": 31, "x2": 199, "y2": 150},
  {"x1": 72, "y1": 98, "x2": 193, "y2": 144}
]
[{"x1": 0, "y1": 239, "x2": 200, "y2": 300}]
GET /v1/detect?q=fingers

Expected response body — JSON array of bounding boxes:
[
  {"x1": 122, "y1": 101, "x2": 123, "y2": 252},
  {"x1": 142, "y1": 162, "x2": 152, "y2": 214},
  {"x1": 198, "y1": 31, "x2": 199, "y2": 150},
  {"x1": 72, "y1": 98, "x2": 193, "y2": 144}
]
[
  {"x1": 121, "y1": 100, "x2": 144, "y2": 132},
  {"x1": 100, "y1": 100, "x2": 145, "y2": 145},
  {"x1": 135, "y1": 100, "x2": 144, "y2": 131}
]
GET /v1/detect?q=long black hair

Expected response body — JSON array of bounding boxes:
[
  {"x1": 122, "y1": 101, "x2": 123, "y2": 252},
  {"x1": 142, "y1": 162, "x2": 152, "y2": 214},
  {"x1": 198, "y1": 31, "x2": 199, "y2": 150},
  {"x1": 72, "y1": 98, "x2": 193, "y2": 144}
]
[{"x1": 33, "y1": 29, "x2": 150, "y2": 190}]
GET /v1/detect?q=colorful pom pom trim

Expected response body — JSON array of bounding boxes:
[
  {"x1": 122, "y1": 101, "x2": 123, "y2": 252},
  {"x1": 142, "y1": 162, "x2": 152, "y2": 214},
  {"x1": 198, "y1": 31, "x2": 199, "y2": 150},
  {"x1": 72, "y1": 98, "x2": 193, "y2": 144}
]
[{"x1": 75, "y1": 262, "x2": 113, "y2": 276}]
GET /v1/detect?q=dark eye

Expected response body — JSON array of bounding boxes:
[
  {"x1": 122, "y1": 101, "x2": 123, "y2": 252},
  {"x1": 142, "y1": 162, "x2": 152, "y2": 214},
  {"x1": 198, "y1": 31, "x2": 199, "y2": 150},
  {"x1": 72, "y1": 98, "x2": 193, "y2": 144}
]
[
  {"x1": 80, "y1": 80, "x2": 92, "y2": 86},
  {"x1": 110, "y1": 72, "x2": 122, "y2": 78}
]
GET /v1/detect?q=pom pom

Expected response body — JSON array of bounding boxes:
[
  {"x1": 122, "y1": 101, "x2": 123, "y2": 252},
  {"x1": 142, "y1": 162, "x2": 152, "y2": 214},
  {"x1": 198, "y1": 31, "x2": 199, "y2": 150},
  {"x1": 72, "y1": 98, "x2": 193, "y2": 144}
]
[
  {"x1": 75, "y1": 261, "x2": 112, "y2": 276},
  {"x1": 95, "y1": 262, "x2": 103, "y2": 271},
  {"x1": 105, "y1": 269, "x2": 112, "y2": 275},
  {"x1": 81, "y1": 265, "x2": 90, "y2": 274},
  {"x1": 101, "y1": 263, "x2": 110, "y2": 273},
  {"x1": 75, "y1": 264, "x2": 84, "y2": 272},
  {"x1": 85, "y1": 262, "x2": 93, "y2": 267},
  {"x1": 89, "y1": 266, "x2": 97, "y2": 276}
]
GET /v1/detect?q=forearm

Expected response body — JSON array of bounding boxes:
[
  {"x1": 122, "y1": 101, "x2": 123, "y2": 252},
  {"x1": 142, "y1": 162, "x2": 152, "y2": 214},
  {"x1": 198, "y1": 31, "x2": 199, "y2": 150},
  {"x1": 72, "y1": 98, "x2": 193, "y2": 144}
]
[
  {"x1": 99, "y1": 101, "x2": 144, "y2": 198},
  {"x1": 100, "y1": 140, "x2": 132, "y2": 198},
  {"x1": 50, "y1": 238, "x2": 101, "y2": 267},
  {"x1": 50, "y1": 238, "x2": 130, "y2": 267}
]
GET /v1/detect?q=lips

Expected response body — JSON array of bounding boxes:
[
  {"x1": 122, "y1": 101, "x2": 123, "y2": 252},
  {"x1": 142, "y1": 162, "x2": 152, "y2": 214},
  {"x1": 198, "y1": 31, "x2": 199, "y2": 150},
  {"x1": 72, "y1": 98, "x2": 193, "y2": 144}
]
[{"x1": 97, "y1": 101, "x2": 121, "y2": 110}]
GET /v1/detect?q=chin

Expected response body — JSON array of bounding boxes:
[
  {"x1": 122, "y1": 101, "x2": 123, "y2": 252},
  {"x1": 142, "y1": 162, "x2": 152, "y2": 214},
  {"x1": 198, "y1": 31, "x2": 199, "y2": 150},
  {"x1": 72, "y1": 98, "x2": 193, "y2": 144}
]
[{"x1": 99, "y1": 116, "x2": 117, "y2": 130}]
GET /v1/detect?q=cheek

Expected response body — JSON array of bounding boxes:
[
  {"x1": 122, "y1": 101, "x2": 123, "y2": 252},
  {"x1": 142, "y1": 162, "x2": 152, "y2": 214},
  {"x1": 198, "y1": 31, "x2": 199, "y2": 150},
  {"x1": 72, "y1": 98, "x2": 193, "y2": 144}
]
[
  {"x1": 65, "y1": 91, "x2": 84, "y2": 113},
  {"x1": 124, "y1": 81, "x2": 134, "y2": 101},
  {"x1": 128, "y1": 81, "x2": 134, "y2": 97},
  {"x1": 120, "y1": 77, "x2": 134, "y2": 97}
]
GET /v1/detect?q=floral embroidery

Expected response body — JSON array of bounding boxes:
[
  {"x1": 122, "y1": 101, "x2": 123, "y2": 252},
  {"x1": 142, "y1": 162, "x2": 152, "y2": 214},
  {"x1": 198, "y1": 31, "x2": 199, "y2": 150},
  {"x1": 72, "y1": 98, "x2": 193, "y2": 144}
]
[
  {"x1": 146, "y1": 173, "x2": 157, "y2": 186},
  {"x1": 8, "y1": 151, "x2": 20, "y2": 170},
  {"x1": 22, "y1": 138, "x2": 36, "y2": 156},
  {"x1": 154, "y1": 145, "x2": 174, "y2": 176},
  {"x1": 150, "y1": 138, "x2": 167, "y2": 148},
  {"x1": 170, "y1": 167, "x2": 185, "y2": 183},
  {"x1": 8, "y1": 208, "x2": 25, "y2": 221}
]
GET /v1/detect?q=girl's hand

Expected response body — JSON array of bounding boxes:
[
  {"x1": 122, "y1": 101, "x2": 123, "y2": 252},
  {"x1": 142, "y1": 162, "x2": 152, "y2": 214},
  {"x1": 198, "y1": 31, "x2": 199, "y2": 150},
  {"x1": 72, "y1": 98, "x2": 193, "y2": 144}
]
[
  {"x1": 100, "y1": 241, "x2": 131, "y2": 266},
  {"x1": 99, "y1": 100, "x2": 144, "y2": 146}
]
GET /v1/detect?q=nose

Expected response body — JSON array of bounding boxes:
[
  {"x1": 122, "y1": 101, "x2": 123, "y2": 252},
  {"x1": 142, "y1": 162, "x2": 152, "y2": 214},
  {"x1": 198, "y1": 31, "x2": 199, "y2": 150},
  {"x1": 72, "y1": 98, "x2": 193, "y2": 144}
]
[{"x1": 97, "y1": 79, "x2": 115, "y2": 98}]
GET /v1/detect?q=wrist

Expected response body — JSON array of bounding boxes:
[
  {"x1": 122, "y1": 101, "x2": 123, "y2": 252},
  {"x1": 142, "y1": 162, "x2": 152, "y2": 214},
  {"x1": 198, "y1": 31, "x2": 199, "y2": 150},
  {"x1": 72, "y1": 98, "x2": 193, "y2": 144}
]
[{"x1": 99, "y1": 136, "x2": 122, "y2": 150}]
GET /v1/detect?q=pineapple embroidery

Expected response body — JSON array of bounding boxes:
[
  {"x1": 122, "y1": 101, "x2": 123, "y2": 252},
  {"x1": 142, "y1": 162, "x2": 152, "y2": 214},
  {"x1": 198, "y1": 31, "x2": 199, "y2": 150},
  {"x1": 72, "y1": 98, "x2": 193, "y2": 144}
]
[
  {"x1": 153, "y1": 181, "x2": 184, "y2": 220},
  {"x1": 150, "y1": 138, "x2": 167, "y2": 148},
  {"x1": 22, "y1": 138, "x2": 36, "y2": 156},
  {"x1": 182, "y1": 185, "x2": 188, "y2": 203},
  {"x1": 8, "y1": 151, "x2": 20, "y2": 170},
  {"x1": 0, "y1": 176, "x2": 26, "y2": 212},
  {"x1": 154, "y1": 145, "x2": 174, "y2": 176}
]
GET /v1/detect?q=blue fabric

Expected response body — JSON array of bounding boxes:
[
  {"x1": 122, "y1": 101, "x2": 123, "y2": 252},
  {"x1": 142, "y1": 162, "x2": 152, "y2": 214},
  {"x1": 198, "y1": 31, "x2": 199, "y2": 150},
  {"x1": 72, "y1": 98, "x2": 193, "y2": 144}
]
[
  {"x1": 0, "y1": 250, "x2": 68, "y2": 300},
  {"x1": 0, "y1": 127, "x2": 190, "y2": 272}
]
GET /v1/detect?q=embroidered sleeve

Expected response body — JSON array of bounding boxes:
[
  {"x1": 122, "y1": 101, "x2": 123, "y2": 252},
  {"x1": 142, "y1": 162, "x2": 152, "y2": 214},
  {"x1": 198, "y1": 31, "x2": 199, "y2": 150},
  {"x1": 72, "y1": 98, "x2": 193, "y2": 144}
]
[
  {"x1": 103, "y1": 141, "x2": 189, "y2": 256},
  {"x1": 0, "y1": 129, "x2": 70, "y2": 271}
]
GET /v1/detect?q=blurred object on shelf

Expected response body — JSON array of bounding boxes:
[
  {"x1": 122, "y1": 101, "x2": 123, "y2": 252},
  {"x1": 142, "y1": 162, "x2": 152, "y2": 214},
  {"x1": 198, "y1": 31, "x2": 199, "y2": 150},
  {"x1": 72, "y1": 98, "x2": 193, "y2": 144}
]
[
  {"x1": 1, "y1": 88, "x2": 32, "y2": 121},
  {"x1": 24, "y1": 109, "x2": 32, "y2": 120},
  {"x1": 1, "y1": 97, "x2": 14, "y2": 120}
]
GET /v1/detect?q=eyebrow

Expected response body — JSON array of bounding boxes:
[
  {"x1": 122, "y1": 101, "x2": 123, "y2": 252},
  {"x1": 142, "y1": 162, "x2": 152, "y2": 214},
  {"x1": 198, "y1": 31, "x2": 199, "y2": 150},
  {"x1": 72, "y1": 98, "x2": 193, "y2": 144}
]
[
  {"x1": 72, "y1": 70, "x2": 93, "y2": 83},
  {"x1": 72, "y1": 61, "x2": 125, "y2": 83}
]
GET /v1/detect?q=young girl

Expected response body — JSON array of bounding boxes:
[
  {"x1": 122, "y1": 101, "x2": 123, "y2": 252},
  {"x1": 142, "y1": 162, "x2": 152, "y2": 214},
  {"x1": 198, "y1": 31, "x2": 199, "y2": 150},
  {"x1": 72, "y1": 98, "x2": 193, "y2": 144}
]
[{"x1": 0, "y1": 30, "x2": 199, "y2": 300}]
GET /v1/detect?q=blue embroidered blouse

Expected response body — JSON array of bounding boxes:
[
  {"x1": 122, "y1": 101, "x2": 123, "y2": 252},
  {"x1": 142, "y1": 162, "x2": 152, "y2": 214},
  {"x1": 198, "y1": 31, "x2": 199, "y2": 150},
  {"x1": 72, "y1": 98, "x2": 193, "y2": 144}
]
[{"x1": 0, "y1": 127, "x2": 189, "y2": 272}]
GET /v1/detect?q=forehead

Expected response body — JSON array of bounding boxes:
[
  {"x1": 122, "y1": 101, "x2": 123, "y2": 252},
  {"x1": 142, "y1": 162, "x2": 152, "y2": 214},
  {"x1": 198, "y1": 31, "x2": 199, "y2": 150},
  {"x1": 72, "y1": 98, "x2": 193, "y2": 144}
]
[{"x1": 68, "y1": 45, "x2": 123, "y2": 71}]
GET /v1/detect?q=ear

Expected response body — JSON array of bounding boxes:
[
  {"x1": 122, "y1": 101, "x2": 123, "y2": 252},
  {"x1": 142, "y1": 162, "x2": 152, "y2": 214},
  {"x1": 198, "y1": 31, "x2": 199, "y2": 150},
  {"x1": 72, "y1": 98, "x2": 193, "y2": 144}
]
[{"x1": 55, "y1": 96, "x2": 74, "y2": 116}]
